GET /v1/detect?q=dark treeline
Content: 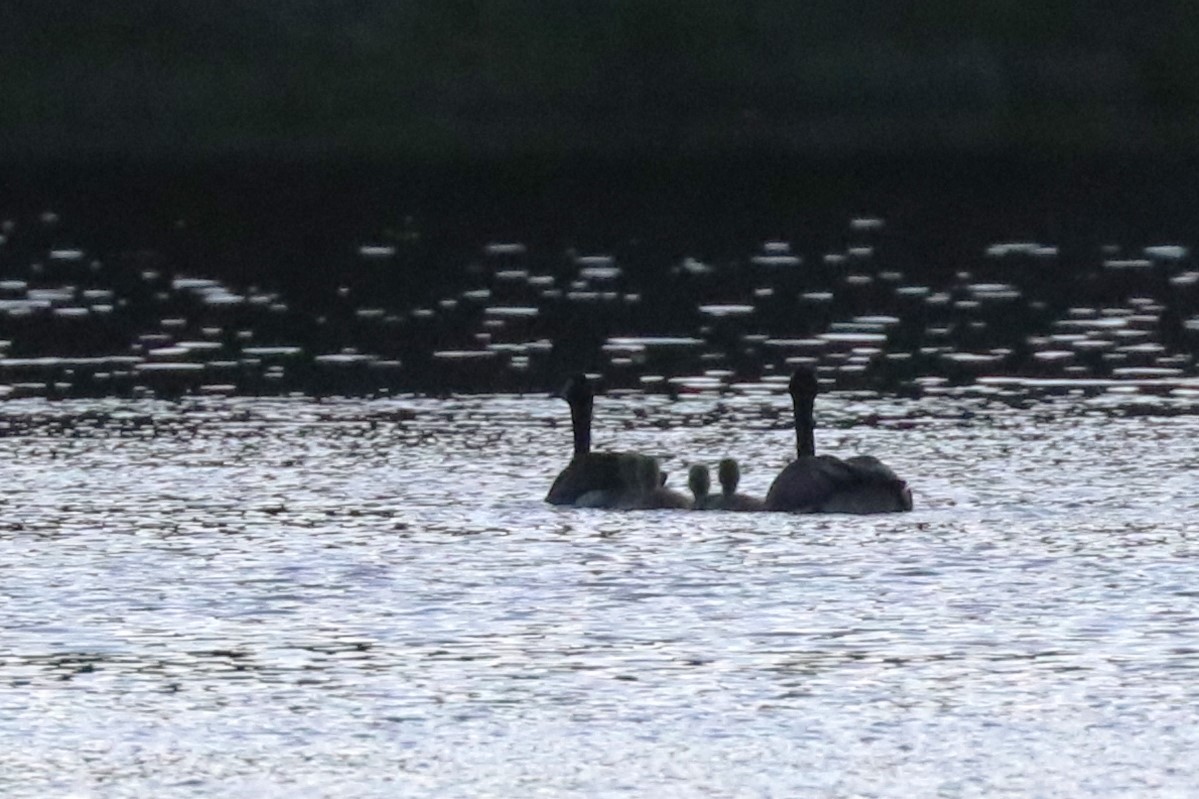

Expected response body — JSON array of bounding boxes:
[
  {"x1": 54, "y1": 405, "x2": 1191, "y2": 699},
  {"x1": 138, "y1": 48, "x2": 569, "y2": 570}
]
[
  {"x1": 5, "y1": 2, "x2": 1199, "y2": 305},
  {"x1": 3, "y1": 2, "x2": 1199, "y2": 161},
  {"x1": 5, "y1": 4, "x2": 1199, "y2": 398}
]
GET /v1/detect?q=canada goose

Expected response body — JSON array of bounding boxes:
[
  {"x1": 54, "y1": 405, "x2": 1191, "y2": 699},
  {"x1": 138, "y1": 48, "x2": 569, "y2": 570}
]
[
  {"x1": 640, "y1": 459, "x2": 691, "y2": 509},
  {"x1": 711, "y1": 458, "x2": 765, "y2": 512},
  {"x1": 688, "y1": 464, "x2": 715, "y2": 509},
  {"x1": 546, "y1": 374, "x2": 656, "y2": 507},
  {"x1": 764, "y1": 369, "x2": 912, "y2": 514}
]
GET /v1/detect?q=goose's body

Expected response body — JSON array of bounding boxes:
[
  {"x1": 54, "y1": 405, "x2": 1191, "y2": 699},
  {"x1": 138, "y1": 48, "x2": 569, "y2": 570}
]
[
  {"x1": 764, "y1": 370, "x2": 912, "y2": 514},
  {"x1": 640, "y1": 485, "x2": 692, "y2": 510},
  {"x1": 572, "y1": 455, "x2": 689, "y2": 509},
  {"x1": 546, "y1": 374, "x2": 656, "y2": 508},
  {"x1": 548, "y1": 451, "x2": 622, "y2": 506},
  {"x1": 572, "y1": 454, "x2": 651, "y2": 509},
  {"x1": 640, "y1": 460, "x2": 691, "y2": 509},
  {"x1": 647, "y1": 489, "x2": 692, "y2": 510},
  {"x1": 765, "y1": 453, "x2": 910, "y2": 513}
]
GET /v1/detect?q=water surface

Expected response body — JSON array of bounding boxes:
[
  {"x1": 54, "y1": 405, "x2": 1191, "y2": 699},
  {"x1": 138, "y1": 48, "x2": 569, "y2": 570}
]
[{"x1": 2, "y1": 389, "x2": 1198, "y2": 796}]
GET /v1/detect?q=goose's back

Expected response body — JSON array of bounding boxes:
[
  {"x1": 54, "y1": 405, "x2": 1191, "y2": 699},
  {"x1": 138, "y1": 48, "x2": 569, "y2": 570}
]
[
  {"x1": 765, "y1": 454, "x2": 910, "y2": 513},
  {"x1": 546, "y1": 452, "x2": 626, "y2": 505},
  {"x1": 641, "y1": 487, "x2": 692, "y2": 510},
  {"x1": 842, "y1": 455, "x2": 903, "y2": 483},
  {"x1": 712, "y1": 492, "x2": 766, "y2": 512},
  {"x1": 764, "y1": 455, "x2": 853, "y2": 511}
]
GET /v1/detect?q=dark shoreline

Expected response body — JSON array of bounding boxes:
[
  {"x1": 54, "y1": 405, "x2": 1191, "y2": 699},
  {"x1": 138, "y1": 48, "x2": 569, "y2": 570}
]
[{"x1": 4, "y1": 150, "x2": 1197, "y2": 251}]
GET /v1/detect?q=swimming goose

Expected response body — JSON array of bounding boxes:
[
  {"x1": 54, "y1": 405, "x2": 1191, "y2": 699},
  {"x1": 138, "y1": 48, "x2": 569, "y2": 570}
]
[
  {"x1": 711, "y1": 458, "x2": 766, "y2": 512},
  {"x1": 639, "y1": 459, "x2": 691, "y2": 509},
  {"x1": 764, "y1": 369, "x2": 912, "y2": 513},
  {"x1": 688, "y1": 464, "x2": 715, "y2": 509},
  {"x1": 546, "y1": 374, "x2": 657, "y2": 507}
]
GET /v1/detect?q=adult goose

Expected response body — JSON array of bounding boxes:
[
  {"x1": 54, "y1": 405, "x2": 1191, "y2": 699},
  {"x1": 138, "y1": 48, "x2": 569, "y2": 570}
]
[
  {"x1": 764, "y1": 369, "x2": 912, "y2": 514},
  {"x1": 545, "y1": 374, "x2": 656, "y2": 507}
]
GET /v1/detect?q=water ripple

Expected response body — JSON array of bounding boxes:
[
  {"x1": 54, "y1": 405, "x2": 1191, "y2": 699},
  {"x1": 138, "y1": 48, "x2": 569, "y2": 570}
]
[{"x1": 2, "y1": 394, "x2": 1198, "y2": 796}]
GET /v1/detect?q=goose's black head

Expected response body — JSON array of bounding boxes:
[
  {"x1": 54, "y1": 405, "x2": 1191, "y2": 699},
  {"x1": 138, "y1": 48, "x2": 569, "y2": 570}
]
[
  {"x1": 788, "y1": 368, "x2": 819, "y2": 401},
  {"x1": 559, "y1": 373, "x2": 593, "y2": 407}
]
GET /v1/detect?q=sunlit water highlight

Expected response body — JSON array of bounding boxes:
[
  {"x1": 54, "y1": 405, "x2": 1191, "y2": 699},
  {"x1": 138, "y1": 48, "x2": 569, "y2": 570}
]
[{"x1": 2, "y1": 390, "x2": 1198, "y2": 797}]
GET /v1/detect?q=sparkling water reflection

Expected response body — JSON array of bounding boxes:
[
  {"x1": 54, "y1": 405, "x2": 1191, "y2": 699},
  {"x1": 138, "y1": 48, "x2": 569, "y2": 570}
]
[{"x1": 2, "y1": 391, "x2": 1198, "y2": 797}]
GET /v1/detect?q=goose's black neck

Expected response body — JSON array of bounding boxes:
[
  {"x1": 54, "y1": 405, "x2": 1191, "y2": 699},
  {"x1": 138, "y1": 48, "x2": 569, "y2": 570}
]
[
  {"x1": 570, "y1": 395, "x2": 592, "y2": 456},
  {"x1": 793, "y1": 394, "x2": 816, "y2": 458},
  {"x1": 565, "y1": 375, "x2": 594, "y2": 457},
  {"x1": 789, "y1": 370, "x2": 818, "y2": 459}
]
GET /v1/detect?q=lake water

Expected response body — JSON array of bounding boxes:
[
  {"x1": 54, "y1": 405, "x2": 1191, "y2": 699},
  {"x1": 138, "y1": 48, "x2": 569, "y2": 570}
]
[{"x1": 3, "y1": 387, "x2": 1197, "y2": 797}]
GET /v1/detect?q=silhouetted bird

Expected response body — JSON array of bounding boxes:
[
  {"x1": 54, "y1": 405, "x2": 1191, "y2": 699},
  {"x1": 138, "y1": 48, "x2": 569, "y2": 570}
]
[
  {"x1": 764, "y1": 369, "x2": 912, "y2": 514},
  {"x1": 710, "y1": 458, "x2": 765, "y2": 512},
  {"x1": 546, "y1": 373, "x2": 658, "y2": 508},
  {"x1": 688, "y1": 463, "x2": 715, "y2": 510}
]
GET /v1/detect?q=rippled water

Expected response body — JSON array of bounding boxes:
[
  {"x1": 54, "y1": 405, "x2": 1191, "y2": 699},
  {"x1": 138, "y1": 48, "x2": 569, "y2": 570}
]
[
  {"x1": 3, "y1": 390, "x2": 1199, "y2": 797},
  {"x1": 5, "y1": 206, "x2": 1199, "y2": 398}
]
